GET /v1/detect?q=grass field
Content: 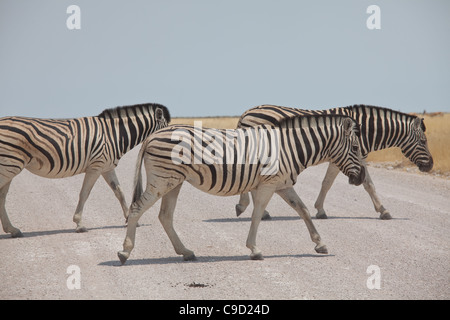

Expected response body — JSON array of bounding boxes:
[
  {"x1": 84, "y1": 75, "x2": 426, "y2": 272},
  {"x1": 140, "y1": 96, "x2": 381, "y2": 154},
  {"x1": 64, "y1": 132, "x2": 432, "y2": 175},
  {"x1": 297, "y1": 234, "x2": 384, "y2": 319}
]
[
  {"x1": 171, "y1": 113, "x2": 450, "y2": 175},
  {"x1": 171, "y1": 116, "x2": 239, "y2": 129}
]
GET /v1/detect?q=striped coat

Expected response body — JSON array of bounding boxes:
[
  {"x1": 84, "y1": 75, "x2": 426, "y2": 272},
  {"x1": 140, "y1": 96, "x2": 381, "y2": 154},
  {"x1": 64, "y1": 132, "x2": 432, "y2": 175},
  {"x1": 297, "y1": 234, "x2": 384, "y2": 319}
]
[
  {"x1": 0, "y1": 103, "x2": 170, "y2": 236},
  {"x1": 236, "y1": 104, "x2": 433, "y2": 219},
  {"x1": 118, "y1": 114, "x2": 365, "y2": 263}
]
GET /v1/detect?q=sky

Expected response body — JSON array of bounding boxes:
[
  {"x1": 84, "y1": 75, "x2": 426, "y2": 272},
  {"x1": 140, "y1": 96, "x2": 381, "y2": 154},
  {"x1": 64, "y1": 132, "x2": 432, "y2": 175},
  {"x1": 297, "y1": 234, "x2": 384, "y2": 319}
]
[{"x1": 0, "y1": 0, "x2": 449, "y2": 118}]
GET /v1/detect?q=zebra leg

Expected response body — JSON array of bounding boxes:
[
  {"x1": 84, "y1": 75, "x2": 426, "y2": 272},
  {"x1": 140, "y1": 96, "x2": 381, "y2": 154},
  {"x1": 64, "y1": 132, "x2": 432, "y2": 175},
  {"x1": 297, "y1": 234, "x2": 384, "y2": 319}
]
[
  {"x1": 158, "y1": 183, "x2": 195, "y2": 261},
  {"x1": 0, "y1": 181, "x2": 23, "y2": 238},
  {"x1": 102, "y1": 169, "x2": 128, "y2": 222},
  {"x1": 277, "y1": 187, "x2": 328, "y2": 254},
  {"x1": 73, "y1": 170, "x2": 102, "y2": 233},
  {"x1": 362, "y1": 165, "x2": 392, "y2": 220},
  {"x1": 246, "y1": 187, "x2": 275, "y2": 260},
  {"x1": 314, "y1": 162, "x2": 340, "y2": 219},
  {"x1": 117, "y1": 180, "x2": 182, "y2": 264},
  {"x1": 236, "y1": 193, "x2": 271, "y2": 220},
  {"x1": 118, "y1": 189, "x2": 160, "y2": 264}
]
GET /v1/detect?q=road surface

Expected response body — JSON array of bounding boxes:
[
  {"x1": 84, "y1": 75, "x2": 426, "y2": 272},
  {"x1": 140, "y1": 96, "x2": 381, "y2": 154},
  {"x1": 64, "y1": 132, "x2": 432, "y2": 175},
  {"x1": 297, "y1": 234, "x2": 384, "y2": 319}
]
[{"x1": 1, "y1": 147, "x2": 449, "y2": 299}]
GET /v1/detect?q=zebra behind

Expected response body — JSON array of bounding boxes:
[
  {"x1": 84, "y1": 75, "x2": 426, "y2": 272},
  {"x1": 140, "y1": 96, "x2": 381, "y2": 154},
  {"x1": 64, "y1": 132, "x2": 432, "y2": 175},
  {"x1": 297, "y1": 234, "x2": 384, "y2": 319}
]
[
  {"x1": 117, "y1": 114, "x2": 365, "y2": 264},
  {"x1": 0, "y1": 103, "x2": 170, "y2": 237},
  {"x1": 236, "y1": 104, "x2": 433, "y2": 220}
]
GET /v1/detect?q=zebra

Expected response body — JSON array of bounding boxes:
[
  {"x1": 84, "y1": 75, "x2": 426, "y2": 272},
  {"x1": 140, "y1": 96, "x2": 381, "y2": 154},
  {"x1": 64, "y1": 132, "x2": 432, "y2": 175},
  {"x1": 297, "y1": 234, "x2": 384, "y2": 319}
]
[
  {"x1": 235, "y1": 104, "x2": 433, "y2": 220},
  {"x1": 0, "y1": 103, "x2": 170, "y2": 237},
  {"x1": 117, "y1": 114, "x2": 365, "y2": 264}
]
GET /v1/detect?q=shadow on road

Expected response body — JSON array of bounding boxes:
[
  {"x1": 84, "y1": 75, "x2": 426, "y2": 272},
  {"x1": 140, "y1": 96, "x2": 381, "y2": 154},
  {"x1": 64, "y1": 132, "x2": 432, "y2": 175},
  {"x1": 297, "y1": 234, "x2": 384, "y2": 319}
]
[
  {"x1": 0, "y1": 223, "x2": 151, "y2": 240},
  {"x1": 203, "y1": 216, "x2": 300, "y2": 223},
  {"x1": 99, "y1": 252, "x2": 334, "y2": 267},
  {"x1": 202, "y1": 215, "x2": 408, "y2": 223}
]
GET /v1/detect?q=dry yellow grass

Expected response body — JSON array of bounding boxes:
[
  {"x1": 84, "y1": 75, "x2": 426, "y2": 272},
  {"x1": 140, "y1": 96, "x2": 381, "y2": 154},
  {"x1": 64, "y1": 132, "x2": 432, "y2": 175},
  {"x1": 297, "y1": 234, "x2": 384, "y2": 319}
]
[
  {"x1": 172, "y1": 113, "x2": 450, "y2": 174},
  {"x1": 171, "y1": 116, "x2": 239, "y2": 129}
]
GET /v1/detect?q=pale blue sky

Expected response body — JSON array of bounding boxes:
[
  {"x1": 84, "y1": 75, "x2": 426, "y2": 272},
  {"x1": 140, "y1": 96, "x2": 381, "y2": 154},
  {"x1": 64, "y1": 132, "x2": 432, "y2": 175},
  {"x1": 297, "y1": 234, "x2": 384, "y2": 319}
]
[{"x1": 1, "y1": 0, "x2": 449, "y2": 118}]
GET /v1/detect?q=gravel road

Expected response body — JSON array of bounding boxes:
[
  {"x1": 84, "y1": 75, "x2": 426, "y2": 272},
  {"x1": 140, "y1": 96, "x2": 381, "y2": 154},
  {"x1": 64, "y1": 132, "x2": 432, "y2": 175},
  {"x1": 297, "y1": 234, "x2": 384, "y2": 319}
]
[{"x1": 1, "y1": 147, "x2": 448, "y2": 300}]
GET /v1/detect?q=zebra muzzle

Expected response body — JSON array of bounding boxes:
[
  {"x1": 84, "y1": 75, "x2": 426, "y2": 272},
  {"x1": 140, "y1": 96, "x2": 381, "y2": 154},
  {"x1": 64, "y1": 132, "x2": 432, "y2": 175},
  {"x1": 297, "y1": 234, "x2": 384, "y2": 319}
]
[
  {"x1": 348, "y1": 166, "x2": 365, "y2": 186},
  {"x1": 418, "y1": 158, "x2": 433, "y2": 172}
]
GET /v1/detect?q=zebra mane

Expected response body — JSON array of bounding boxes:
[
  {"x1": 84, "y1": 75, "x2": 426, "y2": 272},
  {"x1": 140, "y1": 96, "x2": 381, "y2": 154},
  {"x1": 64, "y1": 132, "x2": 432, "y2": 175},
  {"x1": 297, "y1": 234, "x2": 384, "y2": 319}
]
[
  {"x1": 349, "y1": 104, "x2": 425, "y2": 132},
  {"x1": 98, "y1": 103, "x2": 171, "y2": 123},
  {"x1": 276, "y1": 113, "x2": 354, "y2": 126},
  {"x1": 276, "y1": 114, "x2": 360, "y2": 137},
  {"x1": 349, "y1": 104, "x2": 412, "y2": 118}
]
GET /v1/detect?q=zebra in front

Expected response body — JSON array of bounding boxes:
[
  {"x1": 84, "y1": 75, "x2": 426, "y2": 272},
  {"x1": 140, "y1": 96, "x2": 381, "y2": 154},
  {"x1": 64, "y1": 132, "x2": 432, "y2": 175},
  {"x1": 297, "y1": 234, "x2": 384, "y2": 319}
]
[
  {"x1": 117, "y1": 114, "x2": 365, "y2": 264},
  {"x1": 235, "y1": 104, "x2": 433, "y2": 220},
  {"x1": 0, "y1": 103, "x2": 170, "y2": 237}
]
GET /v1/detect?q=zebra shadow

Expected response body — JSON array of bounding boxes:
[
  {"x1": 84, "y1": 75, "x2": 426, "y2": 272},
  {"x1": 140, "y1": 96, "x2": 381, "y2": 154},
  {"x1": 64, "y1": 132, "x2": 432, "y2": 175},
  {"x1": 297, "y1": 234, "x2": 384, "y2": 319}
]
[
  {"x1": 203, "y1": 215, "x2": 409, "y2": 223},
  {"x1": 324, "y1": 216, "x2": 409, "y2": 221},
  {"x1": 0, "y1": 223, "x2": 151, "y2": 240},
  {"x1": 202, "y1": 216, "x2": 300, "y2": 223},
  {"x1": 0, "y1": 228, "x2": 74, "y2": 239},
  {"x1": 99, "y1": 252, "x2": 334, "y2": 267}
]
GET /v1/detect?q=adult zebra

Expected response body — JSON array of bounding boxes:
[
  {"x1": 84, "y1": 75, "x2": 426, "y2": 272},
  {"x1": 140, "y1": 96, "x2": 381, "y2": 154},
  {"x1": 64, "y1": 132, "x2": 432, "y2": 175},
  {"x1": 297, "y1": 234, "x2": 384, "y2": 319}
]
[
  {"x1": 117, "y1": 114, "x2": 365, "y2": 264},
  {"x1": 235, "y1": 104, "x2": 433, "y2": 220},
  {"x1": 0, "y1": 103, "x2": 170, "y2": 237}
]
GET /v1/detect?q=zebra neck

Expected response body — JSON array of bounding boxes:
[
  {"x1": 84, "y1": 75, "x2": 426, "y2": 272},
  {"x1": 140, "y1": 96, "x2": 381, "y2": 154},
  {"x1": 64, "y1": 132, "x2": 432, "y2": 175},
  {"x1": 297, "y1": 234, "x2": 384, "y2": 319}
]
[
  {"x1": 287, "y1": 126, "x2": 333, "y2": 171},
  {"x1": 108, "y1": 114, "x2": 150, "y2": 158},
  {"x1": 352, "y1": 106, "x2": 412, "y2": 155}
]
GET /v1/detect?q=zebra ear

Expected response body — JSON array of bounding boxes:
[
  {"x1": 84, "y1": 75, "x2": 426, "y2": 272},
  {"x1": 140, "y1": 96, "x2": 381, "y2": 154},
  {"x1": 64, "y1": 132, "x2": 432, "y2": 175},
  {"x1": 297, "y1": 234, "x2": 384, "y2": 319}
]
[
  {"x1": 414, "y1": 117, "x2": 426, "y2": 132},
  {"x1": 343, "y1": 118, "x2": 354, "y2": 136},
  {"x1": 421, "y1": 118, "x2": 426, "y2": 132}
]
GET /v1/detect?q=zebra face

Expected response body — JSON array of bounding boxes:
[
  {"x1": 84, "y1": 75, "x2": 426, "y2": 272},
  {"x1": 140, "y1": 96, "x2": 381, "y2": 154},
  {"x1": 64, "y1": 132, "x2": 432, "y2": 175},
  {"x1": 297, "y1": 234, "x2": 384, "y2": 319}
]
[
  {"x1": 401, "y1": 118, "x2": 433, "y2": 172},
  {"x1": 346, "y1": 139, "x2": 366, "y2": 186},
  {"x1": 155, "y1": 107, "x2": 170, "y2": 129},
  {"x1": 333, "y1": 118, "x2": 366, "y2": 186}
]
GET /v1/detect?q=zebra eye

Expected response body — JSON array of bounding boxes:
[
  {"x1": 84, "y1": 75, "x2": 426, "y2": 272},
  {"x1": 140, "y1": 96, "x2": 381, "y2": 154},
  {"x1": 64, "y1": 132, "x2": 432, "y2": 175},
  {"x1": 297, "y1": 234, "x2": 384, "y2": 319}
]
[{"x1": 352, "y1": 145, "x2": 359, "y2": 152}]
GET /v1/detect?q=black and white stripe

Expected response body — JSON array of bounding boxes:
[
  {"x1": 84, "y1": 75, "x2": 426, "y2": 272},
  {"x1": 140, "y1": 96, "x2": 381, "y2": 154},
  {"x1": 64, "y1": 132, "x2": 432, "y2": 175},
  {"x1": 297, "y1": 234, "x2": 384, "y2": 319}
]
[
  {"x1": 117, "y1": 114, "x2": 365, "y2": 264},
  {"x1": 0, "y1": 103, "x2": 170, "y2": 236},
  {"x1": 236, "y1": 104, "x2": 433, "y2": 219}
]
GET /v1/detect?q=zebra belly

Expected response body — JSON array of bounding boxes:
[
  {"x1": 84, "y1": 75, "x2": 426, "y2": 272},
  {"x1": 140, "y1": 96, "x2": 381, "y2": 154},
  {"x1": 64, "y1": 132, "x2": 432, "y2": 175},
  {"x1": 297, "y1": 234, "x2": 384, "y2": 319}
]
[
  {"x1": 183, "y1": 163, "x2": 281, "y2": 197},
  {"x1": 25, "y1": 157, "x2": 86, "y2": 178},
  {"x1": 25, "y1": 154, "x2": 113, "y2": 179}
]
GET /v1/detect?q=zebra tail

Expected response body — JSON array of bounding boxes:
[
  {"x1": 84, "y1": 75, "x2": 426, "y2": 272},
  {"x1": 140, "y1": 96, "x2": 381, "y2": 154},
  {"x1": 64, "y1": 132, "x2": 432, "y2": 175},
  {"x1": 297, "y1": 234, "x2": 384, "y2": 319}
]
[{"x1": 132, "y1": 142, "x2": 146, "y2": 204}]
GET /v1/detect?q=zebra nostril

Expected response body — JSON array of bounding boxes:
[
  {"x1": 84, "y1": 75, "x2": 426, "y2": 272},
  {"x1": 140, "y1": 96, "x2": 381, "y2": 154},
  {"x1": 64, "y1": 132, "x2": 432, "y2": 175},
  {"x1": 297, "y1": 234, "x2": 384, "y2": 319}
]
[
  {"x1": 348, "y1": 166, "x2": 365, "y2": 186},
  {"x1": 418, "y1": 158, "x2": 433, "y2": 172}
]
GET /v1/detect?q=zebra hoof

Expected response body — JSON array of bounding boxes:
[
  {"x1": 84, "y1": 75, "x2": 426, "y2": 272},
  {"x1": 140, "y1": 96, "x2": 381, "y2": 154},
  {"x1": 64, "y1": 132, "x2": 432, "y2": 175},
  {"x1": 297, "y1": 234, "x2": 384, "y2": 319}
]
[
  {"x1": 380, "y1": 212, "x2": 392, "y2": 220},
  {"x1": 235, "y1": 204, "x2": 245, "y2": 217},
  {"x1": 117, "y1": 251, "x2": 129, "y2": 265},
  {"x1": 250, "y1": 252, "x2": 264, "y2": 260},
  {"x1": 261, "y1": 211, "x2": 272, "y2": 220},
  {"x1": 75, "y1": 226, "x2": 88, "y2": 233},
  {"x1": 316, "y1": 209, "x2": 328, "y2": 219},
  {"x1": 314, "y1": 244, "x2": 328, "y2": 254},
  {"x1": 183, "y1": 252, "x2": 196, "y2": 261},
  {"x1": 11, "y1": 229, "x2": 24, "y2": 238}
]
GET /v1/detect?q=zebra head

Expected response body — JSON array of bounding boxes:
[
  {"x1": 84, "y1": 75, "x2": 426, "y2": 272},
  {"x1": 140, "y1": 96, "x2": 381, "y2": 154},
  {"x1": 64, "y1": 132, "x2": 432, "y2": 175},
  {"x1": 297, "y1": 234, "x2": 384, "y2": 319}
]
[
  {"x1": 401, "y1": 117, "x2": 433, "y2": 172},
  {"x1": 154, "y1": 105, "x2": 171, "y2": 130},
  {"x1": 330, "y1": 117, "x2": 366, "y2": 186}
]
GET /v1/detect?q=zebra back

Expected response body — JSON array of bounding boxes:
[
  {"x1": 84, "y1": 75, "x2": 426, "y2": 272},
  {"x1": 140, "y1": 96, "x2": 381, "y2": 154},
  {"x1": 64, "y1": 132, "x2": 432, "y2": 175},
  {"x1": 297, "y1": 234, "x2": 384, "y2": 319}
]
[
  {"x1": 0, "y1": 103, "x2": 170, "y2": 179},
  {"x1": 237, "y1": 104, "x2": 431, "y2": 164},
  {"x1": 139, "y1": 113, "x2": 363, "y2": 196}
]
